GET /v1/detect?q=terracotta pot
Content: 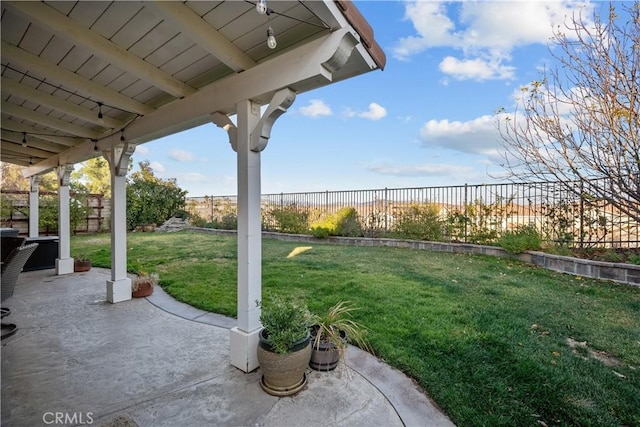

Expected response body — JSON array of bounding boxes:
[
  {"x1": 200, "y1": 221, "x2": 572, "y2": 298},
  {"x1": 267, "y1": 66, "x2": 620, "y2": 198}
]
[
  {"x1": 256, "y1": 328, "x2": 311, "y2": 396},
  {"x1": 131, "y1": 281, "x2": 154, "y2": 298},
  {"x1": 74, "y1": 260, "x2": 92, "y2": 272}
]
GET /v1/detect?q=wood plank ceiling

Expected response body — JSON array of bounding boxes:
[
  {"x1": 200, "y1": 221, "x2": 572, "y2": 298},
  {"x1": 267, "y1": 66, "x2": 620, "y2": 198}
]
[{"x1": 1, "y1": 0, "x2": 384, "y2": 173}]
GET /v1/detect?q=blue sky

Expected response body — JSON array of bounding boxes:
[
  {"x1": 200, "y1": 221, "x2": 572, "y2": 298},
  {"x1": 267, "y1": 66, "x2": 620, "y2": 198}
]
[{"x1": 133, "y1": 0, "x2": 602, "y2": 197}]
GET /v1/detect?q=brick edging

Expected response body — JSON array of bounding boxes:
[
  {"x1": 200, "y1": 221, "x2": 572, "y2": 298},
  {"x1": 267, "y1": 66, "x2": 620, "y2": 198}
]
[{"x1": 186, "y1": 227, "x2": 640, "y2": 287}]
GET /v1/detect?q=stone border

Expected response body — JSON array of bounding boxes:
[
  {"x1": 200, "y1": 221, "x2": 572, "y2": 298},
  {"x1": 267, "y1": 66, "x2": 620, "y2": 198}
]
[{"x1": 187, "y1": 227, "x2": 640, "y2": 287}]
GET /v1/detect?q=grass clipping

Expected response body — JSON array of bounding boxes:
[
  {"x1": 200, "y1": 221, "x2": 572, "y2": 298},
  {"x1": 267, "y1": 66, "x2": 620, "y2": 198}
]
[{"x1": 287, "y1": 246, "x2": 313, "y2": 258}]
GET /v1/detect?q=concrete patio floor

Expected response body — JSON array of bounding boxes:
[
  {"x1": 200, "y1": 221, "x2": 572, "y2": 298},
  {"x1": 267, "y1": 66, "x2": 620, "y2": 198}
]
[{"x1": 1, "y1": 268, "x2": 454, "y2": 427}]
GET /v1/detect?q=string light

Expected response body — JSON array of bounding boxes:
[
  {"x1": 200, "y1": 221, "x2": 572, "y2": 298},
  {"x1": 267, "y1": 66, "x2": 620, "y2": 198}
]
[
  {"x1": 29, "y1": 157, "x2": 33, "y2": 165},
  {"x1": 22, "y1": 132, "x2": 27, "y2": 147},
  {"x1": 255, "y1": 0, "x2": 267, "y2": 15},
  {"x1": 120, "y1": 130, "x2": 125, "y2": 143},
  {"x1": 92, "y1": 139, "x2": 98, "y2": 151},
  {"x1": 97, "y1": 102, "x2": 104, "y2": 124},
  {"x1": 266, "y1": 26, "x2": 277, "y2": 49}
]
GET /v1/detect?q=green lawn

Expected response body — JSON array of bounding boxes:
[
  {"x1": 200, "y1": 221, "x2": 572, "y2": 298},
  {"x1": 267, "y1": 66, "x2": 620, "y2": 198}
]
[{"x1": 72, "y1": 231, "x2": 640, "y2": 427}]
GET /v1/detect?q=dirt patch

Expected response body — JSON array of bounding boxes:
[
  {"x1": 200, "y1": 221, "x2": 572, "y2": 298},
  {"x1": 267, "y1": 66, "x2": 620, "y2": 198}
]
[{"x1": 565, "y1": 337, "x2": 622, "y2": 367}]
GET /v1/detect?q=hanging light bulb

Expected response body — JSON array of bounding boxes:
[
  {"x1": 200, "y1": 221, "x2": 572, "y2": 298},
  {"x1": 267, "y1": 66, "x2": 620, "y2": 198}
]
[
  {"x1": 22, "y1": 132, "x2": 27, "y2": 147},
  {"x1": 120, "y1": 130, "x2": 125, "y2": 143},
  {"x1": 93, "y1": 139, "x2": 98, "y2": 151},
  {"x1": 255, "y1": 0, "x2": 267, "y2": 15},
  {"x1": 29, "y1": 157, "x2": 33, "y2": 165},
  {"x1": 97, "y1": 102, "x2": 104, "y2": 124},
  {"x1": 267, "y1": 26, "x2": 277, "y2": 49}
]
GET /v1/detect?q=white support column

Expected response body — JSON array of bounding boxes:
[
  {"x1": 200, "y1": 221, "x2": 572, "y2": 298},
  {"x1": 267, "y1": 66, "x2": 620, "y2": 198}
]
[
  {"x1": 55, "y1": 165, "x2": 75, "y2": 275},
  {"x1": 226, "y1": 89, "x2": 296, "y2": 373},
  {"x1": 104, "y1": 143, "x2": 135, "y2": 303},
  {"x1": 229, "y1": 99, "x2": 262, "y2": 373},
  {"x1": 28, "y1": 176, "x2": 41, "y2": 238}
]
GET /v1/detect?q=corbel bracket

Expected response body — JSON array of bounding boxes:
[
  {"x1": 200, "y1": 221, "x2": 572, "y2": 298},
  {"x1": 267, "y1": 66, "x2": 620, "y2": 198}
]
[
  {"x1": 57, "y1": 165, "x2": 74, "y2": 187},
  {"x1": 29, "y1": 175, "x2": 42, "y2": 193},
  {"x1": 211, "y1": 112, "x2": 238, "y2": 152},
  {"x1": 250, "y1": 88, "x2": 296, "y2": 152},
  {"x1": 105, "y1": 142, "x2": 136, "y2": 177}
]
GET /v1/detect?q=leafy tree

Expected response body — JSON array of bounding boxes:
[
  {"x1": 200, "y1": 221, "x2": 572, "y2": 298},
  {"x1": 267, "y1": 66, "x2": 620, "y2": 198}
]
[
  {"x1": 126, "y1": 160, "x2": 188, "y2": 230},
  {"x1": 71, "y1": 157, "x2": 111, "y2": 197},
  {"x1": 498, "y1": 2, "x2": 639, "y2": 222},
  {"x1": 0, "y1": 162, "x2": 57, "y2": 191}
]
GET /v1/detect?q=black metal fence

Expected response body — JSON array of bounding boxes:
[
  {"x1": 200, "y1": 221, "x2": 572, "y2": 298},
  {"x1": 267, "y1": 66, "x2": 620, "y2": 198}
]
[{"x1": 188, "y1": 179, "x2": 639, "y2": 248}]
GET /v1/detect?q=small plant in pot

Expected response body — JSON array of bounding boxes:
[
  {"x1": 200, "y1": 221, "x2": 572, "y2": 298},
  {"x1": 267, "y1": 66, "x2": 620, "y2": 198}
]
[
  {"x1": 310, "y1": 301, "x2": 370, "y2": 371},
  {"x1": 131, "y1": 272, "x2": 158, "y2": 298},
  {"x1": 73, "y1": 255, "x2": 92, "y2": 272},
  {"x1": 256, "y1": 295, "x2": 314, "y2": 396}
]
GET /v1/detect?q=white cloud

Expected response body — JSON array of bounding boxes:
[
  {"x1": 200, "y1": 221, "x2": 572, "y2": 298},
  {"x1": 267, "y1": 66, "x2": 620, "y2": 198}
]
[
  {"x1": 358, "y1": 103, "x2": 387, "y2": 121},
  {"x1": 174, "y1": 172, "x2": 208, "y2": 183},
  {"x1": 136, "y1": 145, "x2": 149, "y2": 155},
  {"x1": 344, "y1": 103, "x2": 388, "y2": 120},
  {"x1": 366, "y1": 162, "x2": 474, "y2": 177},
  {"x1": 393, "y1": 0, "x2": 594, "y2": 81},
  {"x1": 148, "y1": 161, "x2": 165, "y2": 173},
  {"x1": 169, "y1": 149, "x2": 195, "y2": 162},
  {"x1": 439, "y1": 56, "x2": 515, "y2": 81},
  {"x1": 299, "y1": 99, "x2": 332, "y2": 118},
  {"x1": 419, "y1": 115, "x2": 505, "y2": 159}
]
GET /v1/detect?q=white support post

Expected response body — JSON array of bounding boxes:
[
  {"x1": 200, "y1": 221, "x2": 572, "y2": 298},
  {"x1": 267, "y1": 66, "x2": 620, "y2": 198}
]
[
  {"x1": 104, "y1": 143, "x2": 135, "y2": 303},
  {"x1": 55, "y1": 165, "x2": 74, "y2": 275},
  {"x1": 229, "y1": 99, "x2": 262, "y2": 373},
  {"x1": 28, "y1": 176, "x2": 41, "y2": 238},
  {"x1": 226, "y1": 89, "x2": 296, "y2": 373}
]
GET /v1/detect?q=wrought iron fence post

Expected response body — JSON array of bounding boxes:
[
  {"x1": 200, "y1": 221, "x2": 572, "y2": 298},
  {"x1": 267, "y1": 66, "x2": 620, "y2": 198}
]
[
  {"x1": 579, "y1": 180, "x2": 584, "y2": 248},
  {"x1": 464, "y1": 183, "x2": 468, "y2": 243},
  {"x1": 384, "y1": 187, "x2": 388, "y2": 233}
]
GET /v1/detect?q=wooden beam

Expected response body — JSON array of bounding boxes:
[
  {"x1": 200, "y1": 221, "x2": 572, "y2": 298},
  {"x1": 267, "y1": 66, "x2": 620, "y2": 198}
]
[
  {"x1": 148, "y1": 1, "x2": 257, "y2": 72},
  {"x1": 2, "y1": 101, "x2": 101, "y2": 139},
  {"x1": 1, "y1": 140, "x2": 55, "y2": 158},
  {"x1": 1, "y1": 78, "x2": 126, "y2": 129},
  {"x1": 1, "y1": 130, "x2": 66, "y2": 153},
  {"x1": 7, "y1": 1, "x2": 196, "y2": 99},
  {"x1": 1, "y1": 42, "x2": 154, "y2": 116},
  {"x1": 125, "y1": 28, "x2": 358, "y2": 144},
  {"x1": 0, "y1": 120, "x2": 81, "y2": 147},
  {"x1": 22, "y1": 29, "x2": 359, "y2": 176}
]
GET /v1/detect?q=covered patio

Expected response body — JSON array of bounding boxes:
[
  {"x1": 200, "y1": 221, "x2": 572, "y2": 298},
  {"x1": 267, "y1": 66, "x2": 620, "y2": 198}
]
[
  {"x1": 1, "y1": 267, "x2": 453, "y2": 426},
  {"x1": 1, "y1": 0, "x2": 385, "y2": 372}
]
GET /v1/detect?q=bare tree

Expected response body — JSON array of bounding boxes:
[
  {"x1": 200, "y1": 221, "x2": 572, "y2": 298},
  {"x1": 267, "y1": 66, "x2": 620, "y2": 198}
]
[{"x1": 498, "y1": 2, "x2": 639, "y2": 222}]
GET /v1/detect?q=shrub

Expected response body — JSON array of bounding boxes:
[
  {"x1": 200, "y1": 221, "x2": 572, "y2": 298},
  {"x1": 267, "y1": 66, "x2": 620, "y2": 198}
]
[
  {"x1": 268, "y1": 205, "x2": 309, "y2": 234},
  {"x1": 219, "y1": 213, "x2": 238, "y2": 230},
  {"x1": 310, "y1": 207, "x2": 363, "y2": 237},
  {"x1": 310, "y1": 226, "x2": 330, "y2": 239},
  {"x1": 259, "y1": 296, "x2": 313, "y2": 354},
  {"x1": 190, "y1": 216, "x2": 207, "y2": 228},
  {"x1": 392, "y1": 204, "x2": 442, "y2": 241},
  {"x1": 126, "y1": 161, "x2": 187, "y2": 230},
  {"x1": 498, "y1": 225, "x2": 543, "y2": 254}
]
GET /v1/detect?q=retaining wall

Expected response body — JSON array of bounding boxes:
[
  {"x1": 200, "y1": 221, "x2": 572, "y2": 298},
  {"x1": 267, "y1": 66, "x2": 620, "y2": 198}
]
[{"x1": 188, "y1": 227, "x2": 640, "y2": 287}]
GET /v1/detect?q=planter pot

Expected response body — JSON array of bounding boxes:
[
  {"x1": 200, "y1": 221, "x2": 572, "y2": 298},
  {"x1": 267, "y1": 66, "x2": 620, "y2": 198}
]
[
  {"x1": 131, "y1": 281, "x2": 154, "y2": 298},
  {"x1": 310, "y1": 328, "x2": 347, "y2": 371},
  {"x1": 256, "y1": 328, "x2": 311, "y2": 396},
  {"x1": 74, "y1": 260, "x2": 92, "y2": 272}
]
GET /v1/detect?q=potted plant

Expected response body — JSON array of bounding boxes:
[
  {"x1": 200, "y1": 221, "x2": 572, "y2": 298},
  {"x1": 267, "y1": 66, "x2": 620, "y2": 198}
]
[
  {"x1": 73, "y1": 255, "x2": 92, "y2": 272},
  {"x1": 310, "y1": 301, "x2": 370, "y2": 371},
  {"x1": 256, "y1": 296, "x2": 314, "y2": 396},
  {"x1": 131, "y1": 272, "x2": 158, "y2": 298}
]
